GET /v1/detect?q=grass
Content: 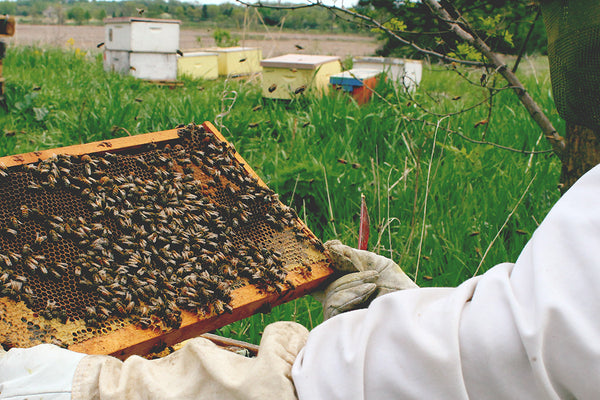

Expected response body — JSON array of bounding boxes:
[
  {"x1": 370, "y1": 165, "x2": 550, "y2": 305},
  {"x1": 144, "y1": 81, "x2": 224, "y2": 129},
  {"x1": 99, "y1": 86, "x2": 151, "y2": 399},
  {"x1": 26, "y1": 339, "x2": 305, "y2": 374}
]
[{"x1": 0, "y1": 45, "x2": 563, "y2": 344}]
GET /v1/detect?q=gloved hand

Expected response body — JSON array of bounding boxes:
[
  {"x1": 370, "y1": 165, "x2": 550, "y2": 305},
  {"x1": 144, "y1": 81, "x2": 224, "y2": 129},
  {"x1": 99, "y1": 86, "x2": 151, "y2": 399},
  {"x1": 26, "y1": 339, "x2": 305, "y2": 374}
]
[
  {"x1": 72, "y1": 321, "x2": 308, "y2": 400},
  {"x1": 320, "y1": 240, "x2": 418, "y2": 320},
  {"x1": 0, "y1": 322, "x2": 308, "y2": 400}
]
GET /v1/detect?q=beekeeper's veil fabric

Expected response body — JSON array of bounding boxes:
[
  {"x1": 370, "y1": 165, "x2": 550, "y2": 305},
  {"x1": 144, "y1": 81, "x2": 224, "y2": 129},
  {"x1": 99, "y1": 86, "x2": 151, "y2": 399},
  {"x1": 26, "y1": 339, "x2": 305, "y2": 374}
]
[{"x1": 542, "y1": 0, "x2": 600, "y2": 131}]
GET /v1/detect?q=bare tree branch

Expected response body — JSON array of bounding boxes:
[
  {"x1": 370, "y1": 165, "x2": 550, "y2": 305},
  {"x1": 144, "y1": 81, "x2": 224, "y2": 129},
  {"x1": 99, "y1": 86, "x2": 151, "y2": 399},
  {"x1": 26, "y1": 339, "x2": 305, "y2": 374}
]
[
  {"x1": 236, "y1": 0, "x2": 487, "y2": 67},
  {"x1": 423, "y1": 0, "x2": 565, "y2": 156}
]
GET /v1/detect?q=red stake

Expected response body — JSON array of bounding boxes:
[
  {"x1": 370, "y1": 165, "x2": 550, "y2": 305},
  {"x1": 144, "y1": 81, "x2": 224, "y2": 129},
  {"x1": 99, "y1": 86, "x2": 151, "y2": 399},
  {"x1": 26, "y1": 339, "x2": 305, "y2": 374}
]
[{"x1": 358, "y1": 194, "x2": 370, "y2": 251}]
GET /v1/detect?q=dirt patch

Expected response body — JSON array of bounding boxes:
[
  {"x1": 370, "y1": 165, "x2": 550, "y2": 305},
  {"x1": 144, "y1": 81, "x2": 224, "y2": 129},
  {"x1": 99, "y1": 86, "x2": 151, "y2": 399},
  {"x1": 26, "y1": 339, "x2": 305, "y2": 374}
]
[{"x1": 7, "y1": 24, "x2": 381, "y2": 59}]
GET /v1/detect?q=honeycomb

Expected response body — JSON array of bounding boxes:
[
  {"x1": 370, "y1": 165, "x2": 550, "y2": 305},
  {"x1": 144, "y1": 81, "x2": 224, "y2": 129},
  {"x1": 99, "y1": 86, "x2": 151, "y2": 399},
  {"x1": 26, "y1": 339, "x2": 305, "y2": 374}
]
[{"x1": 0, "y1": 123, "x2": 328, "y2": 351}]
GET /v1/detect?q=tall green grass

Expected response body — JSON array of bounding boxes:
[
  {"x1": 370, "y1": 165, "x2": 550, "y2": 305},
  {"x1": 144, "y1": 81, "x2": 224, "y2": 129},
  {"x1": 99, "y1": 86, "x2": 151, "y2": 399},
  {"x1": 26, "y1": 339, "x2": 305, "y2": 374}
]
[{"x1": 1, "y1": 46, "x2": 562, "y2": 344}]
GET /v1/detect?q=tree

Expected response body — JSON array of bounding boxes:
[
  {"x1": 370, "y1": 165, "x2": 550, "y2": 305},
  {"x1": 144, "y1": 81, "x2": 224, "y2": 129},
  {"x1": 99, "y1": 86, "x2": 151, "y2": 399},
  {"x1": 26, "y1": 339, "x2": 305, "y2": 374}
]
[
  {"x1": 96, "y1": 8, "x2": 107, "y2": 22},
  {"x1": 357, "y1": 0, "x2": 546, "y2": 58},
  {"x1": 67, "y1": 6, "x2": 88, "y2": 25},
  {"x1": 237, "y1": 0, "x2": 600, "y2": 191}
]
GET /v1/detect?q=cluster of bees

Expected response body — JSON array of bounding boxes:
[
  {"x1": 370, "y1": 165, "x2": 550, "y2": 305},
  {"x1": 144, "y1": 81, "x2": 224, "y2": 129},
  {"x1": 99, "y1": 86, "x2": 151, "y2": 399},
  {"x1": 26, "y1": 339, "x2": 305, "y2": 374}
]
[{"x1": 0, "y1": 124, "x2": 319, "y2": 330}]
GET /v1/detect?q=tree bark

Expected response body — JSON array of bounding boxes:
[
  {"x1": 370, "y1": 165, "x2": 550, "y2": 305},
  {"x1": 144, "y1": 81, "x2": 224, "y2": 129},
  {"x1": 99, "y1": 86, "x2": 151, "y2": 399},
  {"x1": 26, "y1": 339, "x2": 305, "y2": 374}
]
[{"x1": 560, "y1": 123, "x2": 600, "y2": 192}]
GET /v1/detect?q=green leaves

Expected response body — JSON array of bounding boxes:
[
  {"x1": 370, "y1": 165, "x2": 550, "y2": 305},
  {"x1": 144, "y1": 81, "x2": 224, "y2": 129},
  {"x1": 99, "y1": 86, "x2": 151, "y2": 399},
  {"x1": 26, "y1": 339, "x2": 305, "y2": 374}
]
[
  {"x1": 447, "y1": 43, "x2": 481, "y2": 62},
  {"x1": 371, "y1": 17, "x2": 408, "y2": 34}
]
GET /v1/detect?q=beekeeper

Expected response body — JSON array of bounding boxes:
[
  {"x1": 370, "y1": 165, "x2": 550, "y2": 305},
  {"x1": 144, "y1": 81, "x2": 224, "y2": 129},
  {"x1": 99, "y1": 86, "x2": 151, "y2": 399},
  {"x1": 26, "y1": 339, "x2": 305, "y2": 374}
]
[
  {"x1": 2, "y1": 160, "x2": 600, "y2": 400},
  {"x1": 2, "y1": 0, "x2": 600, "y2": 398}
]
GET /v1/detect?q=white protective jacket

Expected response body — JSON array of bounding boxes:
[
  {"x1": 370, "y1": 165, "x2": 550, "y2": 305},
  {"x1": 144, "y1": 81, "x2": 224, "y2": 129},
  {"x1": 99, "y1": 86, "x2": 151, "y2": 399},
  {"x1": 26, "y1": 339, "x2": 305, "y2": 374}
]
[{"x1": 293, "y1": 165, "x2": 600, "y2": 399}]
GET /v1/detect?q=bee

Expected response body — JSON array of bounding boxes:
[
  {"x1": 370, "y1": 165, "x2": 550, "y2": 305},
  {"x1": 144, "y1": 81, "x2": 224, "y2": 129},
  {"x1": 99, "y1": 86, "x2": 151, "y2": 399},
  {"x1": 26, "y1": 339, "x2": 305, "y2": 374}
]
[
  {"x1": 20, "y1": 205, "x2": 30, "y2": 219},
  {"x1": 27, "y1": 182, "x2": 42, "y2": 191},
  {"x1": 239, "y1": 58, "x2": 247, "y2": 63},
  {"x1": 98, "y1": 306, "x2": 111, "y2": 319},
  {"x1": 268, "y1": 84, "x2": 277, "y2": 93},
  {"x1": 139, "y1": 317, "x2": 152, "y2": 329},
  {"x1": 294, "y1": 85, "x2": 307, "y2": 95},
  {"x1": 34, "y1": 232, "x2": 47, "y2": 246},
  {"x1": 2, "y1": 227, "x2": 17, "y2": 238},
  {"x1": 8, "y1": 279, "x2": 22, "y2": 292},
  {"x1": 36, "y1": 262, "x2": 49, "y2": 275},
  {"x1": 125, "y1": 301, "x2": 135, "y2": 313}
]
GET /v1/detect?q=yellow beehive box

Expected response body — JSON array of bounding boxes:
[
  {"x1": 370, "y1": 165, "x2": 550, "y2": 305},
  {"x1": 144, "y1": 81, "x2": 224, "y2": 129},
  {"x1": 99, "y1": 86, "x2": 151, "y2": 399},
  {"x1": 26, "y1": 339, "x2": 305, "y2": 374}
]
[
  {"x1": 177, "y1": 51, "x2": 219, "y2": 80},
  {"x1": 260, "y1": 54, "x2": 341, "y2": 100},
  {"x1": 202, "y1": 47, "x2": 262, "y2": 77}
]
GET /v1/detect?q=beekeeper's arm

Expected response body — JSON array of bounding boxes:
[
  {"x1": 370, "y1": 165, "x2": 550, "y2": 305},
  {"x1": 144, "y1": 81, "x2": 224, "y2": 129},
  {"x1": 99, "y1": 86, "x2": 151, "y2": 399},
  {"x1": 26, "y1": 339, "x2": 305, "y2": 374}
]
[{"x1": 292, "y1": 162, "x2": 600, "y2": 399}]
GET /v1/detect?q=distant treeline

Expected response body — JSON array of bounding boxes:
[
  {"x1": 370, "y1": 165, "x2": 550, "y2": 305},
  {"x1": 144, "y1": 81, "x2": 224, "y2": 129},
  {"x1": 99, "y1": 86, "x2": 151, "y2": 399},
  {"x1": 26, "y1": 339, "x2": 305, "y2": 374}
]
[
  {"x1": 2, "y1": 0, "x2": 548, "y2": 57},
  {"x1": 0, "y1": 0, "x2": 362, "y2": 33}
]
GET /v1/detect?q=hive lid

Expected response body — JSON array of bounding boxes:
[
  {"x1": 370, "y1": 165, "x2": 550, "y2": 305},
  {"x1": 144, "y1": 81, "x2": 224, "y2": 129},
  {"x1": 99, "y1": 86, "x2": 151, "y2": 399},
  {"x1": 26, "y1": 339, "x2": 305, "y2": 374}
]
[
  {"x1": 178, "y1": 51, "x2": 219, "y2": 57},
  {"x1": 353, "y1": 56, "x2": 407, "y2": 65},
  {"x1": 202, "y1": 47, "x2": 259, "y2": 53},
  {"x1": 330, "y1": 69, "x2": 382, "y2": 86},
  {"x1": 261, "y1": 54, "x2": 340, "y2": 69},
  {"x1": 104, "y1": 17, "x2": 181, "y2": 24}
]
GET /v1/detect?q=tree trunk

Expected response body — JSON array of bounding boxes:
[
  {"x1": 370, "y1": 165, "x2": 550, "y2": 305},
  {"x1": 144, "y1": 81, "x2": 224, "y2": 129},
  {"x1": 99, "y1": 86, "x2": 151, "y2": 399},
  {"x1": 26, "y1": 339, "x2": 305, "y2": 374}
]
[{"x1": 560, "y1": 123, "x2": 600, "y2": 192}]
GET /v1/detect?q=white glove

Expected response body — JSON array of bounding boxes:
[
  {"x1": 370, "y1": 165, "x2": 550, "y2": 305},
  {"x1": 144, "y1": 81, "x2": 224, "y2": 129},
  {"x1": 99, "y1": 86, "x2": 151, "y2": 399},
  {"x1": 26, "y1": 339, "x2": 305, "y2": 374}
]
[
  {"x1": 321, "y1": 240, "x2": 418, "y2": 319},
  {"x1": 72, "y1": 321, "x2": 308, "y2": 400},
  {"x1": 0, "y1": 343, "x2": 86, "y2": 400}
]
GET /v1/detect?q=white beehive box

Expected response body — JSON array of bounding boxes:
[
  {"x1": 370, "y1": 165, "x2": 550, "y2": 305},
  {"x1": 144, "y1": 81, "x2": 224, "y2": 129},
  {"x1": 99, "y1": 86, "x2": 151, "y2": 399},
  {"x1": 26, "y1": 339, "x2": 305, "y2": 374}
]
[
  {"x1": 260, "y1": 54, "x2": 341, "y2": 100},
  {"x1": 202, "y1": 47, "x2": 262, "y2": 77},
  {"x1": 104, "y1": 17, "x2": 180, "y2": 53},
  {"x1": 104, "y1": 50, "x2": 177, "y2": 81},
  {"x1": 352, "y1": 57, "x2": 423, "y2": 91},
  {"x1": 177, "y1": 51, "x2": 219, "y2": 80}
]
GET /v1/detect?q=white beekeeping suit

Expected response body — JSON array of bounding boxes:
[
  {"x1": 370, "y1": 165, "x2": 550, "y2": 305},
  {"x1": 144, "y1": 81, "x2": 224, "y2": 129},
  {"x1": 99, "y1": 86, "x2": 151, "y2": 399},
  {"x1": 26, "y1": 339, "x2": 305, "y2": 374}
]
[{"x1": 293, "y1": 163, "x2": 600, "y2": 399}]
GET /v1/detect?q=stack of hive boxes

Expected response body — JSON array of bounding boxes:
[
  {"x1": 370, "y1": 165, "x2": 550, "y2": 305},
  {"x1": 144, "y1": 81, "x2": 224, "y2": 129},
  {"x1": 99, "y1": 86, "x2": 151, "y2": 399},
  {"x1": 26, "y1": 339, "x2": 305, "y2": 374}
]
[{"x1": 103, "y1": 17, "x2": 180, "y2": 81}]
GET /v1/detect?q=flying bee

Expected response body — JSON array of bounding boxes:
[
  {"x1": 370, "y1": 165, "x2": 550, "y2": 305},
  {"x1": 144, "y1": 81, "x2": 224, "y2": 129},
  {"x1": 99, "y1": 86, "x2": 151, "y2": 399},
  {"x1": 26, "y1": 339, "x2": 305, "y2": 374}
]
[{"x1": 294, "y1": 85, "x2": 307, "y2": 95}]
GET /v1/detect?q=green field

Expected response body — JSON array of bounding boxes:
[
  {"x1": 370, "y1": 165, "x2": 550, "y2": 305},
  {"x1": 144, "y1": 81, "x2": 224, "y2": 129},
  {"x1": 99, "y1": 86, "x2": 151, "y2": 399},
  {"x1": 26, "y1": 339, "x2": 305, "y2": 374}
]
[{"x1": 0, "y1": 46, "x2": 563, "y2": 344}]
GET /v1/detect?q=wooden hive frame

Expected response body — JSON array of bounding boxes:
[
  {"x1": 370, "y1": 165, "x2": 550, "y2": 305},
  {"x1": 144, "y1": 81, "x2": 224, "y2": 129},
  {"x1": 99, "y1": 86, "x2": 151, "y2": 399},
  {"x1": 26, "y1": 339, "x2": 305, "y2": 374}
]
[{"x1": 0, "y1": 121, "x2": 333, "y2": 359}]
